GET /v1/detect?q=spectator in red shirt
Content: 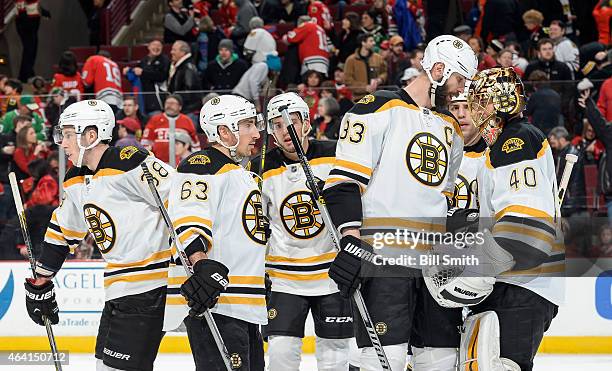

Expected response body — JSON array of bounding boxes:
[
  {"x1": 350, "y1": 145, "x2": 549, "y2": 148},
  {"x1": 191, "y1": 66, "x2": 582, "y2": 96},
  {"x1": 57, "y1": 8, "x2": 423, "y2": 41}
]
[
  {"x1": 218, "y1": 0, "x2": 238, "y2": 29},
  {"x1": 593, "y1": 1, "x2": 612, "y2": 45},
  {"x1": 82, "y1": 51, "x2": 124, "y2": 111},
  {"x1": 307, "y1": 0, "x2": 332, "y2": 31},
  {"x1": 298, "y1": 70, "x2": 322, "y2": 120},
  {"x1": 141, "y1": 94, "x2": 201, "y2": 165},
  {"x1": 597, "y1": 77, "x2": 612, "y2": 122},
  {"x1": 13, "y1": 125, "x2": 47, "y2": 180},
  {"x1": 22, "y1": 158, "x2": 59, "y2": 209},
  {"x1": 468, "y1": 36, "x2": 496, "y2": 71},
  {"x1": 286, "y1": 15, "x2": 330, "y2": 77},
  {"x1": 52, "y1": 51, "x2": 84, "y2": 101},
  {"x1": 497, "y1": 48, "x2": 524, "y2": 77}
]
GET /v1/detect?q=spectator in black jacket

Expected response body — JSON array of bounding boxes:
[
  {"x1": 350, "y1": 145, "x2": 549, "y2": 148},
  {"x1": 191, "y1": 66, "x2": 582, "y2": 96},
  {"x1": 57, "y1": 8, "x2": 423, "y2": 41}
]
[
  {"x1": 164, "y1": 0, "x2": 196, "y2": 44},
  {"x1": 580, "y1": 89, "x2": 612, "y2": 222},
  {"x1": 480, "y1": 0, "x2": 522, "y2": 42},
  {"x1": 334, "y1": 12, "x2": 362, "y2": 67},
  {"x1": 272, "y1": 0, "x2": 307, "y2": 24},
  {"x1": 525, "y1": 71, "x2": 562, "y2": 136},
  {"x1": 204, "y1": 39, "x2": 249, "y2": 92},
  {"x1": 124, "y1": 38, "x2": 170, "y2": 115},
  {"x1": 524, "y1": 39, "x2": 573, "y2": 82},
  {"x1": 168, "y1": 40, "x2": 202, "y2": 115}
]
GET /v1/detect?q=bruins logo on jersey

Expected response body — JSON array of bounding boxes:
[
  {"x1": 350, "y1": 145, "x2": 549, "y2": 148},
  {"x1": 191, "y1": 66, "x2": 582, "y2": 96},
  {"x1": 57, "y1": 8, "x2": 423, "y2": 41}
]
[
  {"x1": 280, "y1": 190, "x2": 324, "y2": 239},
  {"x1": 501, "y1": 137, "x2": 524, "y2": 153},
  {"x1": 119, "y1": 146, "x2": 139, "y2": 160},
  {"x1": 83, "y1": 203, "x2": 116, "y2": 254},
  {"x1": 451, "y1": 174, "x2": 472, "y2": 209},
  {"x1": 187, "y1": 154, "x2": 211, "y2": 165},
  {"x1": 358, "y1": 94, "x2": 375, "y2": 104},
  {"x1": 242, "y1": 190, "x2": 267, "y2": 245},
  {"x1": 406, "y1": 132, "x2": 448, "y2": 187}
]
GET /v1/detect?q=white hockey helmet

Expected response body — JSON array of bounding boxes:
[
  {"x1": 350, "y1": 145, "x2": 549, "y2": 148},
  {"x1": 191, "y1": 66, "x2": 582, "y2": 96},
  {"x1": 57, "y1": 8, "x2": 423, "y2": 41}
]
[
  {"x1": 200, "y1": 94, "x2": 261, "y2": 159},
  {"x1": 451, "y1": 82, "x2": 470, "y2": 103},
  {"x1": 422, "y1": 35, "x2": 478, "y2": 105},
  {"x1": 55, "y1": 99, "x2": 115, "y2": 167},
  {"x1": 266, "y1": 92, "x2": 310, "y2": 134}
]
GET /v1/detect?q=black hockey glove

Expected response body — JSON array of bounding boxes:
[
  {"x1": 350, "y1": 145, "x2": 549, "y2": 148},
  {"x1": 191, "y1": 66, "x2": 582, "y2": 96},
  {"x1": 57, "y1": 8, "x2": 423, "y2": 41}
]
[
  {"x1": 446, "y1": 207, "x2": 479, "y2": 234},
  {"x1": 180, "y1": 259, "x2": 229, "y2": 317},
  {"x1": 329, "y1": 235, "x2": 376, "y2": 298},
  {"x1": 24, "y1": 279, "x2": 59, "y2": 326}
]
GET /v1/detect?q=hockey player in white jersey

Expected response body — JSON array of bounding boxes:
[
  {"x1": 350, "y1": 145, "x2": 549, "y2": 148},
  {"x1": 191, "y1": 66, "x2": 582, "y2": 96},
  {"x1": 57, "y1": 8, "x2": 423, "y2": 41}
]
[
  {"x1": 429, "y1": 67, "x2": 560, "y2": 371},
  {"x1": 24, "y1": 100, "x2": 175, "y2": 371},
  {"x1": 322, "y1": 35, "x2": 478, "y2": 371},
  {"x1": 248, "y1": 93, "x2": 353, "y2": 371},
  {"x1": 167, "y1": 95, "x2": 267, "y2": 370}
]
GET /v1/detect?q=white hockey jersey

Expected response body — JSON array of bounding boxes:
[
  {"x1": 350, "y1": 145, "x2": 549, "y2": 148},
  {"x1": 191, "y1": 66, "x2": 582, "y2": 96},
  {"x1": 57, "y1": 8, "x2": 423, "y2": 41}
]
[
  {"x1": 250, "y1": 140, "x2": 339, "y2": 296},
  {"x1": 165, "y1": 147, "x2": 268, "y2": 329},
  {"x1": 450, "y1": 139, "x2": 487, "y2": 209},
  {"x1": 323, "y1": 90, "x2": 464, "y2": 257},
  {"x1": 37, "y1": 146, "x2": 174, "y2": 301},
  {"x1": 478, "y1": 118, "x2": 564, "y2": 305}
]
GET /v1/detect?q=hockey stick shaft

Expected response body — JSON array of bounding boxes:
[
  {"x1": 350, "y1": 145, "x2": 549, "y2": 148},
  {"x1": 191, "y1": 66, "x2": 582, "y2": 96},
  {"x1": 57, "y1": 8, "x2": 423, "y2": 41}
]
[
  {"x1": 258, "y1": 79, "x2": 274, "y2": 181},
  {"x1": 139, "y1": 163, "x2": 233, "y2": 371},
  {"x1": 558, "y1": 153, "x2": 578, "y2": 207},
  {"x1": 9, "y1": 172, "x2": 63, "y2": 371},
  {"x1": 279, "y1": 108, "x2": 391, "y2": 370}
]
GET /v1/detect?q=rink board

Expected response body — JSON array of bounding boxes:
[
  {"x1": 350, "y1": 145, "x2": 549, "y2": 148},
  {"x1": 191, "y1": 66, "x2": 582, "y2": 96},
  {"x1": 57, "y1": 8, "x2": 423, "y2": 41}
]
[{"x1": 0, "y1": 262, "x2": 611, "y2": 354}]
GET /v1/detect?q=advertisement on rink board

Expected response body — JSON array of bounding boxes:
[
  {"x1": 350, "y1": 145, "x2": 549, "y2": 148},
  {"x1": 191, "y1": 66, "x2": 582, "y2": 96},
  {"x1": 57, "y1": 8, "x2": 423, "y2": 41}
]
[
  {"x1": 0, "y1": 262, "x2": 105, "y2": 336},
  {"x1": 0, "y1": 262, "x2": 611, "y2": 350}
]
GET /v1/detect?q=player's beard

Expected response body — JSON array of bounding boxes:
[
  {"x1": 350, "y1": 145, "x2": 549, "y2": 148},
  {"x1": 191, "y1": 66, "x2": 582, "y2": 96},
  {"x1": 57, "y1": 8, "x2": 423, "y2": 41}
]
[{"x1": 434, "y1": 83, "x2": 451, "y2": 109}]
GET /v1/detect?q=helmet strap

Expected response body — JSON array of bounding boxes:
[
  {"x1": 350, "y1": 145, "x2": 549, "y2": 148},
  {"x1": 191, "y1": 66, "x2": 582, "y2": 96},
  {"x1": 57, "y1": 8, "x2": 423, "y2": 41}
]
[
  {"x1": 75, "y1": 133, "x2": 101, "y2": 168},
  {"x1": 218, "y1": 130, "x2": 243, "y2": 162}
]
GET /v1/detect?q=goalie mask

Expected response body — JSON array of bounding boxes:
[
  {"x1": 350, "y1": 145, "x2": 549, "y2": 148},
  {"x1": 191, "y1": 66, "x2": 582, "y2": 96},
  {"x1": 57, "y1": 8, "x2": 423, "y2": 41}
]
[
  {"x1": 266, "y1": 92, "x2": 311, "y2": 153},
  {"x1": 54, "y1": 99, "x2": 115, "y2": 168},
  {"x1": 467, "y1": 67, "x2": 526, "y2": 146}
]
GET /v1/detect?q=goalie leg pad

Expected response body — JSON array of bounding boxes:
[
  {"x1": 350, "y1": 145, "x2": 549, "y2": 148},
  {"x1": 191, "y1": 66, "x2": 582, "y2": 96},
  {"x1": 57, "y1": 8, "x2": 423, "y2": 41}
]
[
  {"x1": 360, "y1": 343, "x2": 408, "y2": 371},
  {"x1": 460, "y1": 311, "x2": 520, "y2": 371},
  {"x1": 267, "y1": 335, "x2": 302, "y2": 371},
  {"x1": 315, "y1": 337, "x2": 351, "y2": 371},
  {"x1": 410, "y1": 346, "x2": 457, "y2": 371}
]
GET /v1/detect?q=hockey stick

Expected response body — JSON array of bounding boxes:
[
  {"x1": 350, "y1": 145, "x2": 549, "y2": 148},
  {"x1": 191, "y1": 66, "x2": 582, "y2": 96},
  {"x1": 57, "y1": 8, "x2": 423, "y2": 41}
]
[
  {"x1": 278, "y1": 107, "x2": 391, "y2": 370},
  {"x1": 558, "y1": 154, "x2": 578, "y2": 207},
  {"x1": 139, "y1": 163, "x2": 233, "y2": 371},
  {"x1": 9, "y1": 172, "x2": 63, "y2": 371},
  {"x1": 257, "y1": 79, "x2": 274, "y2": 182}
]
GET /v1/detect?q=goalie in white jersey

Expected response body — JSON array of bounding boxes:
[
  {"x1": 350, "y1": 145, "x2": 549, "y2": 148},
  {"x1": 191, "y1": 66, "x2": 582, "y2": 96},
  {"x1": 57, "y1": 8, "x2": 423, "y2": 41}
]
[
  {"x1": 167, "y1": 95, "x2": 267, "y2": 371},
  {"x1": 426, "y1": 67, "x2": 561, "y2": 371},
  {"x1": 249, "y1": 93, "x2": 353, "y2": 371},
  {"x1": 322, "y1": 35, "x2": 478, "y2": 371},
  {"x1": 24, "y1": 100, "x2": 175, "y2": 371}
]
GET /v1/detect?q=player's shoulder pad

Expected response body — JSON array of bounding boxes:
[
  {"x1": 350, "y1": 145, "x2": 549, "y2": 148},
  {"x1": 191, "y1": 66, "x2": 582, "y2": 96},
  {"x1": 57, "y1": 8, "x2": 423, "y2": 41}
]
[
  {"x1": 308, "y1": 139, "x2": 336, "y2": 159},
  {"x1": 432, "y1": 108, "x2": 460, "y2": 126},
  {"x1": 249, "y1": 147, "x2": 285, "y2": 175},
  {"x1": 63, "y1": 164, "x2": 92, "y2": 185},
  {"x1": 98, "y1": 146, "x2": 149, "y2": 172},
  {"x1": 177, "y1": 148, "x2": 237, "y2": 175},
  {"x1": 488, "y1": 118, "x2": 547, "y2": 168},
  {"x1": 348, "y1": 90, "x2": 412, "y2": 115}
]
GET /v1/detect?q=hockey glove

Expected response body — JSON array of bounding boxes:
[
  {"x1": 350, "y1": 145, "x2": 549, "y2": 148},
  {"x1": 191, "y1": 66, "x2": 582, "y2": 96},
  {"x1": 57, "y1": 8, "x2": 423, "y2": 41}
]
[
  {"x1": 24, "y1": 279, "x2": 59, "y2": 326},
  {"x1": 180, "y1": 259, "x2": 229, "y2": 317},
  {"x1": 446, "y1": 207, "x2": 479, "y2": 234},
  {"x1": 329, "y1": 235, "x2": 376, "y2": 298}
]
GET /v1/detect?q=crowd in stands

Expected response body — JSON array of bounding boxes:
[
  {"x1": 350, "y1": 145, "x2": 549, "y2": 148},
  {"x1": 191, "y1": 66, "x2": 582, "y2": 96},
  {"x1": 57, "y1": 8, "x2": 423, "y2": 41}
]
[{"x1": 2, "y1": 0, "x2": 612, "y2": 260}]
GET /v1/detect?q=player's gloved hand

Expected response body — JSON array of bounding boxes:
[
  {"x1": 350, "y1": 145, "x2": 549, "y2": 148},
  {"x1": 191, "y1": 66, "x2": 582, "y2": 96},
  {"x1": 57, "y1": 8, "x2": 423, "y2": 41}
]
[
  {"x1": 265, "y1": 272, "x2": 272, "y2": 305},
  {"x1": 446, "y1": 207, "x2": 479, "y2": 234},
  {"x1": 181, "y1": 259, "x2": 229, "y2": 316},
  {"x1": 24, "y1": 279, "x2": 59, "y2": 326},
  {"x1": 262, "y1": 215, "x2": 271, "y2": 242},
  {"x1": 329, "y1": 235, "x2": 376, "y2": 298}
]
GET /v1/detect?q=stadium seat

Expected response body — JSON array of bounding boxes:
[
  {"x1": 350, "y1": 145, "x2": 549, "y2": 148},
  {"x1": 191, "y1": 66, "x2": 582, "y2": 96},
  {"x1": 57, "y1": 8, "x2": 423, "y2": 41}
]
[
  {"x1": 100, "y1": 45, "x2": 130, "y2": 62},
  {"x1": 163, "y1": 43, "x2": 173, "y2": 56},
  {"x1": 210, "y1": 9, "x2": 224, "y2": 27},
  {"x1": 69, "y1": 46, "x2": 97, "y2": 63},
  {"x1": 131, "y1": 45, "x2": 149, "y2": 61},
  {"x1": 584, "y1": 164, "x2": 603, "y2": 213}
]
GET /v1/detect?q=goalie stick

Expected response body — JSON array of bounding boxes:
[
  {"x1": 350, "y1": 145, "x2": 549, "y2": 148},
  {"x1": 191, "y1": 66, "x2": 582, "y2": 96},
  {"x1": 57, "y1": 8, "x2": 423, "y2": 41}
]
[
  {"x1": 9, "y1": 172, "x2": 63, "y2": 371},
  {"x1": 558, "y1": 153, "x2": 578, "y2": 207},
  {"x1": 140, "y1": 163, "x2": 233, "y2": 371},
  {"x1": 278, "y1": 106, "x2": 392, "y2": 370}
]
